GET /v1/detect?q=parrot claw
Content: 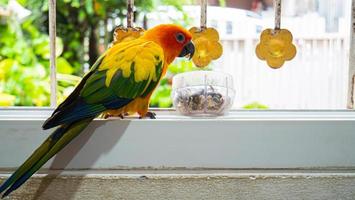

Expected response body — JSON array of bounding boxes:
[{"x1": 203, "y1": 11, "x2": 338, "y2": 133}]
[
  {"x1": 103, "y1": 114, "x2": 112, "y2": 119},
  {"x1": 103, "y1": 113, "x2": 128, "y2": 119},
  {"x1": 139, "y1": 112, "x2": 156, "y2": 119}
]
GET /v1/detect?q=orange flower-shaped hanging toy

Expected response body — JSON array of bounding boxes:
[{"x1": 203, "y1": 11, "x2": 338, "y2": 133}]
[
  {"x1": 189, "y1": 27, "x2": 223, "y2": 68},
  {"x1": 189, "y1": 0, "x2": 223, "y2": 68},
  {"x1": 112, "y1": 0, "x2": 144, "y2": 44},
  {"x1": 256, "y1": 29, "x2": 296, "y2": 68},
  {"x1": 255, "y1": 0, "x2": 296, "y2": 69},
  {"x1": 113, "y1": 26, "x2": 144, "y2": 44}
]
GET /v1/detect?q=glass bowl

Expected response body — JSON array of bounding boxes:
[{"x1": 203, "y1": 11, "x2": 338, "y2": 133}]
[{"x1": 171, "y1": 71, "x2": 235, "y2": 116}]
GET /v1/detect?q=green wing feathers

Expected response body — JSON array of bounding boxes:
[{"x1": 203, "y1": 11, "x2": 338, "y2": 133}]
[{"x1": 44, "y1": 39, "x2": 165, "y2": 129}]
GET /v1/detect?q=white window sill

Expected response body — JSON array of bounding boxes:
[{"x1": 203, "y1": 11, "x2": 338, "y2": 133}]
[
  {"x1": 0, "y1": 107, "x2": 355, "y2": 170},
  {"x1": 1, "y1": 107, "x2": 355, "y2": 120}
]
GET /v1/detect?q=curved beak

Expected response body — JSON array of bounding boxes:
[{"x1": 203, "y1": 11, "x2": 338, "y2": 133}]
[{"x1": 178, "y1": 41, "x2": 195, "y2": 60}]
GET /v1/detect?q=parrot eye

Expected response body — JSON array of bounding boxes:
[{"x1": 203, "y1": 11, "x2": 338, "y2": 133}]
[{"x1": 175, "y1": 33, "x2": 185, "y2": 43}]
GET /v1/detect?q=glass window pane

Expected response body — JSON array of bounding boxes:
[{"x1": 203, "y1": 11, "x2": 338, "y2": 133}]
[
  {"x1": 149, "y1": 0, "x2": 352, "y2": 109},
  {"x1": 0, "y1": 1, "x2": 52, "y2": 106},
  {"x1": 1, "y1": 0, "x2": 352, "y2": 110}
]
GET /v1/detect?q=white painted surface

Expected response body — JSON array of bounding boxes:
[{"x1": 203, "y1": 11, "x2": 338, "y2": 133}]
[{"x1": 0, "y1": 108, "x2": 355, "y2": 170}]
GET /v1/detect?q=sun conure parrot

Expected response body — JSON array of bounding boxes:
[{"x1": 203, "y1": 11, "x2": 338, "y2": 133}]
[{"x1": 0, "y1": 24, "x2": 195, "y2": 198}]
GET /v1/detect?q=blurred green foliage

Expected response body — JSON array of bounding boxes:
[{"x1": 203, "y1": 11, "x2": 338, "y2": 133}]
[
  {"x1": 243, "y1": 102, "x2": 269, "y2": 110},
  {"x1": 0, "y1": 0, "x2": 196, "y2": 107},
  {"x1": 0, "y1": 8, "x2": 73, "y2": 106}
]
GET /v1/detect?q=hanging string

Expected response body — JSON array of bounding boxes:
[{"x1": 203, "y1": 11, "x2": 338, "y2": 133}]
[
  {"x1": 127, "y1": 0, "x2": 134, "y2": 28},
  {"x1": 200, "y1": 0, "x2": 207, "y2": 30},
  {"x1": 274, "y1": 0, "x2": 281, "y2": 30},
  {"x1": 49, "y1": 0, "x2": 57, "y2": 107}
]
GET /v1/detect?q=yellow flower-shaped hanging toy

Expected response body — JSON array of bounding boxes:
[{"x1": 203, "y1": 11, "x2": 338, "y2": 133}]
[
  {"x1": 112, "y1": 0, "x2": 144, "y2": 44},
  {"x1": 256, "y1": 0, "x2": 296, "y2": 69},
  {"x1": 188, "y1": 0, "x2": 223, "y2": 68},
  {"x1": 113, "y1": 26, "x2": 144, "y2": 44},
  {"x1": 189, "y1": 27, "x2": 223, "y2": 68},
  {"x1": 256, "y1": 29, "x2": 296, "y2": 69}
]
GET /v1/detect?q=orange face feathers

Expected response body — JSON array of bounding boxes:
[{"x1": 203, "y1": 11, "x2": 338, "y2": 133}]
[
  {"x1": 142, "y1": 24, "x2": 194, "y2": 64},
  {"x1": 143, "y1": 24, "x2": 192, "y2": 46}
]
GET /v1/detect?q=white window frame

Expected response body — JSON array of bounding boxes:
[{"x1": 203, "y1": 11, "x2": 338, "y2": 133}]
[
  {"x1": 348, "y1": 0, "x2": 355, "y2": 108},
  {"x1": 0, "y1": 0, "x2": 355, "y2": 170}
]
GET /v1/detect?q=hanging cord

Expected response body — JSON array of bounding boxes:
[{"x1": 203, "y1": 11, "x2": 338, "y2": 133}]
[
  {"x1": 200, "y1": 0, "x2": 207, "y2": 30},
  {"x1": 127, "y1": 0, "x2": 134, "y2": 28},
  {"x1": 274, "y1": 0, "x2": 281, "y2": 30},
  {"x1": 49, "y1": 0, "x2": 57, "y2": 107}
]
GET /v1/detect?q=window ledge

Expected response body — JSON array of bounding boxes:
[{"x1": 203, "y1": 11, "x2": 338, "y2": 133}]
[
  {"x1": 0, "y1": 107, "x2": 355, "y2": 170},
  {"x1": 1, "y1": 107, "x2": 355, "y2": 121}
]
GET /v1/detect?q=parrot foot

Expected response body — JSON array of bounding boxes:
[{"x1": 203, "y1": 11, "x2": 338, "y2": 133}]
[
  {"x1": 104, "y1": 113, "x2": 128, "y2": 119},
  {"x1": 139, "y1": 112, "x2": 156, "y2": 119},
  {"x1": 103, "y1": 114, "x2": 112, "y2": 119}
]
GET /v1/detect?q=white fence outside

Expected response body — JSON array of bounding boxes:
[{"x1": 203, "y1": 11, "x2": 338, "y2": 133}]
[{"x1": 215, "y1": 35, "x2": 349, "y2": 109}]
